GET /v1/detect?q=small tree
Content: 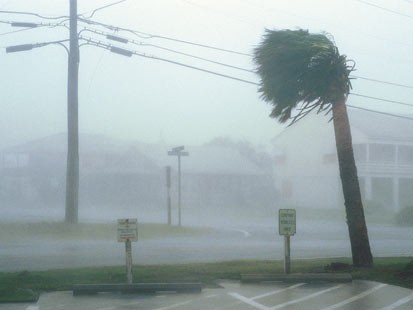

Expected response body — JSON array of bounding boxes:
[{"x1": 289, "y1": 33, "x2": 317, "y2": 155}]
[{"x1": 254, "y1": 29, "x2": 373, "y2": 267}]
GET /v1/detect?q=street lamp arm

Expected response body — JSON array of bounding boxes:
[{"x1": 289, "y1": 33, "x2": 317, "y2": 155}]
[{"x1": 6, "y1": 39, "x2": 70, "y2": 54}]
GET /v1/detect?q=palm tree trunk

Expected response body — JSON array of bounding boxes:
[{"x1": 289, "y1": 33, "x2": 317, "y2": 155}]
[{"x1": 332, "y1": 99, "x2": 373, "y2": 267}]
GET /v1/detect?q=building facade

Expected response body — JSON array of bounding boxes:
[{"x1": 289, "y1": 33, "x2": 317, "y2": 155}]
[{"x1": 272, "y1": 109, "x2": 413, "y2": 212}]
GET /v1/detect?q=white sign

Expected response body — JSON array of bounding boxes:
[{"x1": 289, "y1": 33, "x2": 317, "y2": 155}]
[
  {"x1": 117, "y1": 218, "x2": 138, "y2": 242},
  {"x1": 279, "y1": 209, "x2": 296, "y2": 236}
]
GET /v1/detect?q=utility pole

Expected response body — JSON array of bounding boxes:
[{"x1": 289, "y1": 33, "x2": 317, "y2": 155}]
[{"x1": 65, "y1": 0, "x2": 80, "y2": 224}]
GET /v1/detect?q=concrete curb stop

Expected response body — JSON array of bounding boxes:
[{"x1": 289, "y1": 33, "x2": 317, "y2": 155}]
[{"x1": 73, "y1": 283, "x2": 203, "y2": 296}]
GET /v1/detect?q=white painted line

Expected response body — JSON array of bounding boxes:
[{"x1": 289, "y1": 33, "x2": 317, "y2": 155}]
[
  {"x1": 271, "y1": 285, "x2": 343, "y2": 310},
  {"x1": 321, "y1": 283, "x2": 388, "y2": 310},
  {"x1": 154, "y1": 300, "x2": 192, "y2": 310},
  {"x1": 230, "y1": 229, "x2": 251, "y2": 237},
  {"x1": 380, "y1": 292, "x2": 413, "y2": 310},
  {"x1": 205, "y1": 294, "x2": 219, "y2": 298},
  {"x1": 252, "y1": 283, "x2": 306, "y2": 300},
  {"x1": 26, "y1": 307, "x2": 39, "y2": 310},
  {"x1": 228, "y1": 292, "x2": 270, "y2": 310}
]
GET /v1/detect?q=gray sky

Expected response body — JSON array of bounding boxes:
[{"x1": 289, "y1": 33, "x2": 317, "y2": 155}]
[{"x1": 1, "y1": 0, "x2": 412, "y2": 149}]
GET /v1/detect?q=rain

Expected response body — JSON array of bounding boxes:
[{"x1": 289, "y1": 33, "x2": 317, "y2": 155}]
[{"x1": 0, "y1": 0, "x2": 413, "y2": 272}]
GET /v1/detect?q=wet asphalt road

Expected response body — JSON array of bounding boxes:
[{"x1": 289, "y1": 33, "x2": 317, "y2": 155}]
[{"x1": 1, "y1": 219, "x2": 413, "y2": 272}]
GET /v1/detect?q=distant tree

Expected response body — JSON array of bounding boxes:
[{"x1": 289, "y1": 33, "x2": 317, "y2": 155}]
[
  {"x1": 206, "y1": 137, "x2": 272, "y2": 169},
  {"x1": 254, "y1": 29, "x2": 373, "y2": 267}
]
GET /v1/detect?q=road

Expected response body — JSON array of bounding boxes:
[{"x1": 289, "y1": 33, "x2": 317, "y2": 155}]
[{"x1": 1, "y1": 217, "x2": 413, "y2": 272}]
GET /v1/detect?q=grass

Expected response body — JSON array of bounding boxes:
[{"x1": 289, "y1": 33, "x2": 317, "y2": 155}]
[
  {"x1": 0, "y1": 222, "x2": 209, "y2": 241},
  {"x1": 1, "y1": 257, "x2": 413, "y2": 303}
]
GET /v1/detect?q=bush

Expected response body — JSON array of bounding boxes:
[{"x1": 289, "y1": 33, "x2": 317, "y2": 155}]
[{"x1": 395, "y1": 206, "x2": 413, "y2": 226}]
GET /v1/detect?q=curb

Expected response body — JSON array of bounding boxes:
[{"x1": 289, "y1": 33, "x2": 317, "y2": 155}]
[{"x1": 73, "y1": 283, "x2": 202, "y2": 295}]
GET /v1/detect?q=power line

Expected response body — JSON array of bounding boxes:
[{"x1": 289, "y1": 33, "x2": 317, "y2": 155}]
[
  {"x1": 81, "y1": 36, "x2": 259, "y2": 85},
  {"x1": 77, "y1": 17, "x2": 251, "y2": 56},
  {"x1": 0, "y1": 10, "x2": 68, "y2": 20},
  {"x1": 76, "y1": 19, "x2": 413, "y2": 89},
  {"x1": 350, "y1": 93, "x2": 413, "y2": 108},
  {"x1": 347, "y1": 105, "x2": 413, "y2": 121},
  {"x1": 80, "y1": 27, "x2": 253, "y2": 72},
  {"x1": 351, "y1": 75, "x2": 413, "y2": 89},
  {"x1": 80, "y1": 0, "x2": 128, "y2": 19},
  {"x1": 354, "y1": 0, "x2": 413, "y2": 20}
]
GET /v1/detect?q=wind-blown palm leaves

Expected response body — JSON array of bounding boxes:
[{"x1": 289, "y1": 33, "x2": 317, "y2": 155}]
[
  {"x1": 254, "y1": 29, "x2": 353, "y2": 123},
  {"x1": 254, "y1": 29, "x2": 373, "y2": 267}
]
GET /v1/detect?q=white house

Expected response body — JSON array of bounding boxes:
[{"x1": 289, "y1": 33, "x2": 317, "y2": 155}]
[{"x1": 272, "y1": 108, "x2": 413, "y2": 212}]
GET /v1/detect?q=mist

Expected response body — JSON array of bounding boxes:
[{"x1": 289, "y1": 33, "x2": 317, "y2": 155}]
[{"x1": 1, "y1": 0, "x2": 413, "y2": 271}]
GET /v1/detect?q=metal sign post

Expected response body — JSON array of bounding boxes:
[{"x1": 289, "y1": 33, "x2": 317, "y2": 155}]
[
  {"x1": 167, "y1": 146, "x2": 189, "y2": 226},
  {"x1": 279, "y1": 209, "x2": 296, "y2": 274},
  {"x1": 166, "y1": 166, "x2": 172, "y2": 225},
  {"x1": 117, "y1": 218, "x2": 138, "y2": 284}
]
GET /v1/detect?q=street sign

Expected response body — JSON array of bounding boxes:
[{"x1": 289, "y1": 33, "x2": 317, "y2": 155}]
[
  {"x1": 117, "y1": 218, "x2": 138, "y2": 242},
  {"x1": 167, "y1": 151, "x2": 189, "y2": 156},
  {"x1": 279, "y1": 209, "x2": 296, "y2": 236}
]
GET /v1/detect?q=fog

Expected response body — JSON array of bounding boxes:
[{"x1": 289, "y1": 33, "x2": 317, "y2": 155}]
[
  {"x1": 1, "y1": 0, "x2": 412, "y2": 148},
  {"x1": 1, "y1": 1, "x2": 413, "y2": 270}
]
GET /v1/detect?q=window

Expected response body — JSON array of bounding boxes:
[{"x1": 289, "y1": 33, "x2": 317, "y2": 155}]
[
  {"x1": 369, "y1": 143, "x2": 395, "y2": 163},
  {"x1": 398, "y1": 145, "x2": 413, "y2": 165},
  {"x1": 353, "y1": 144, "x2": 367, "y2": 162}
]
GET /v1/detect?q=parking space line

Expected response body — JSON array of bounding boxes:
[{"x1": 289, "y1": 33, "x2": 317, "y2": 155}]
[
  {"x1": 320, "y1": 283, "x2": 388, "y2": 310},
  {"x1": 228, "y1": 292, "x2": 270, "y2": 310},
  {"x1": 154, "y1": 300, "x2": 192, "y2": 310},
  {"x1": 380, "y1": 292, "x2": 413, "y2": 310},
  {"x1": 251, "y1": 283, "x2": 305, "y2": 300},
  {"x1": 270, "y1": 285, "x2": 343, "y2": 310}
]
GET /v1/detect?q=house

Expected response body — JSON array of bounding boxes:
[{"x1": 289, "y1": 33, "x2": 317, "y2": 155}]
[
  {"x1": 272, "y1": 109, "x2": 413, "y2": 212},
  {"x1": 0, "y1": 134, "x2": 275, "y2": 215}
]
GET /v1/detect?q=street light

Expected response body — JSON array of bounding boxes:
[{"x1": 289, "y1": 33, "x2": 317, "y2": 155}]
[{"x1": 168, "y1": 146, "x2": 189, "y2": 226}]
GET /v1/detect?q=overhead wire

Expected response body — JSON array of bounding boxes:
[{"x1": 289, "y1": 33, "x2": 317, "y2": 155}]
[
  {"x1": 80, "y1": 36, "x2": 259, "y2": 85},
  {"x1": 79, "y1": 35, "x2": 413, "y2": 121},
  {"x1": 2, "y1": 4, "x2": 413, "y2": 122},
  {"x1": 77, "y1": 17, "x2": 251, "y2": 56},
  {"x1": 79, "y1": 27, "x2": 253, "y2": 73},
  {"x1": 347, "y1": 105, "x2": 413, "y2": 121},
  {"x1": 0, "y1": 10, "x2": 68, "y2": 20},
  {"x1": 354, "y1": 0, "x2": 413, "y2": 20},
  {"x1": 79, "y1": 0, "x2": 128, "y2": 19}
]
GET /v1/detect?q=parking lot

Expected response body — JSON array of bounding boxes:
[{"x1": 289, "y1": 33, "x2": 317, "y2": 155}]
[{"x1": 2, "y1": 280, "x2": 413, "y2": 310}]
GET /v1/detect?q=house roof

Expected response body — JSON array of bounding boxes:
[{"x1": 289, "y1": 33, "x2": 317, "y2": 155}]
[
  {"x1": 132, "y1": 142, "x2": 267, "y2": 175},
  {"x1": 1, "y1": 134, "x2": 268, "y2": 176},
  {"x1": 348, "y1": 109, "x2": 413, "y2": 142},
  {"x1": 272, "y1": 108, "x2": 413, "y2": 145}
]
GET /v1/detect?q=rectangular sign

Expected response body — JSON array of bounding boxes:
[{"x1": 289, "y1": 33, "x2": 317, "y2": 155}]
[
  {"x1": 279, "y1": 209, "x2": 296, "y2": 236},
  {"x1": 117, "y1": 218, "x2": 138, "y2": 242}
]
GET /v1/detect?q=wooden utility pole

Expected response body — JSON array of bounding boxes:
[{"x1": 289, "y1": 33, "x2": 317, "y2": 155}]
[{"x1": 65, "y1": 0, "x2": 80, "y2": 224}]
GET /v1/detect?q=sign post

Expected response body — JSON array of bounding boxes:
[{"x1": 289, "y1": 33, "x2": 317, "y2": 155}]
[
  {"x1": 167, "y1": 146, "x2": 189, "y2": 226},
  {"x1": 166, "y1": 166, "x2": 172, "y2": 225},
  {"x1": 278, "y1": 209, "x2": 296, "y2": 274},
  {"x1": 117, "y1": 218, "x2": 138, "y2": 284}
]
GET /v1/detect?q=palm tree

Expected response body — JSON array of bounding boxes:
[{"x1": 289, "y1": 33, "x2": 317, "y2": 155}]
[{"x1": 254, "y1": 29, "x2": 373, "y2": 267}]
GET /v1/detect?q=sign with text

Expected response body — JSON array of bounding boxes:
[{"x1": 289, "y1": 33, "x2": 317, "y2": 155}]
[
  {"x1": 279, "y1": 209, "x2": 296, "y2": 236},
  {"x1": 117, "y1": 218, "x2": 138, "y2": 242}
]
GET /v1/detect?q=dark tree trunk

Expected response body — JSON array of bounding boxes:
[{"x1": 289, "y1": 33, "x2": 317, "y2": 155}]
[{"x1": 332, "y1": 99, "x2": 373, "y2": 267}]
